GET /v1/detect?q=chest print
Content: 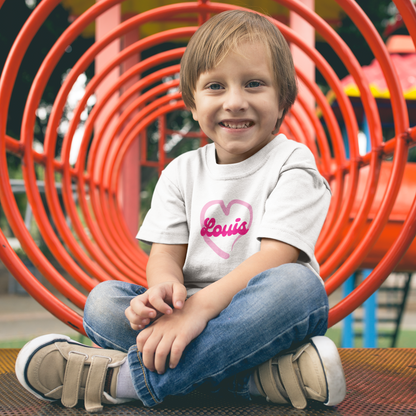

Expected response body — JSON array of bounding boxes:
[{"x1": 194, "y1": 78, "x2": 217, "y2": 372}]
[{"x1": 200, "y1": 200, "x2": 253, "y2": 259}]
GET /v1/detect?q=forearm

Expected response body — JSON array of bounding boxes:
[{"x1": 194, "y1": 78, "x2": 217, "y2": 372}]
[
  {"x1": 189, "y1": 239, "x2": 299, "y2": 321},
  {"x1": 137, "y1": 240, "x2": 298, "y2": 374},
  {"x1": 127, "y1": 243, "x2": 188, "y2": 328},
  {"x1": 146, "y1": 243, "x2": 187, "y2": 288}
]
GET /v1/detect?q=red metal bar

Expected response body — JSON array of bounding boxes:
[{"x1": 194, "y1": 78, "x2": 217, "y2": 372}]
[
  {"x1": 322, "y1": 0, "x2": 410, "y2": 295},
  {"x1": 105, "y1": 100, "x2": 186, "y2": 249},
  {"x1": 1, "y1": 0, "x2": 416, "y2": 333},
  {"x1": 158, "y1": 115, "x2": 167, "y2": 175},
  {"x1": 276, "y1": 2, "x2": 411, "y2": 310},
  {"x1": 275, "y1": 1, "x2": 382, "y2": 270},
  {"x1": 283, "y1": 111, "x2": 309, "y2": 147},
  {"x1": 329, "y1": 182, "x2": 416, "y2": 326},
  {"x1": 294, "y1": 70, "x2": 344, "y2": 243},
  {"x1": 290, "y1": 102, "x2": 322, "y2": 171},
  {"x1": 92, "y1": 77, "x2": 180, "y2": 256},
  {"x1": 48, "y1": 48, "x2": 190, "y2": 285},
  {"x1": 94, "y1": 72, "x2": 182, "y2": 258},
  {"x1": 0, "y1": 232, "x2": 85, "y2": 334},
  {"x1": 107, "y1": 91, "x2": 183, "y2": 195},
  {"x1": 198, "y1": 0, "x2": 210, "y2": 25},
  {"x1": 56, "y1": 32, "x2": 192, "y2": 280},
  {"x1": 82, "y1": 66, "x2": 183, "y2": 275},
  {"x1": 111, "y1": 101, "x2": 186, "y2": 202},
  {"x1": 20, "y1": 1, "x2": 138, "y2": 286},
  {"x1": 393, "y1": 0, "x2": 416, "y2": 50},
  {"x1": 262, "y1": 28, "x2": 358, "y2": 269},
  {"x1": 0, "y1": 0, "x2": 92, "y2": 310}
]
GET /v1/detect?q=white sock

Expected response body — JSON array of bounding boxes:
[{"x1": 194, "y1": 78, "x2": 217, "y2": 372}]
[{"x1": 116, "y1": 360, "x2": 139, "y2": 399}]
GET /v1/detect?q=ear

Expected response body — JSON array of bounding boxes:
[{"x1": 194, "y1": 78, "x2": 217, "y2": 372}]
[
  {"x1": 272, "y1": 108, "x2": 284, "y2": 135},
  {"x1": 191, "y1": 107, "x2": 198, "y2": 121}
]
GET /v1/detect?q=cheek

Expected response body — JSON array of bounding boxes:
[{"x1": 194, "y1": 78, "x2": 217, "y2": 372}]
[{"x1": 196, "y1": 106, "x2": 212, "y2": 124}]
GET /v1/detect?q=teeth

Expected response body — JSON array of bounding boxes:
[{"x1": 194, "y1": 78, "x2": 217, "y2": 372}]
[{"x1": 221, "y1": 122, "x2": 250, "y2": 129}]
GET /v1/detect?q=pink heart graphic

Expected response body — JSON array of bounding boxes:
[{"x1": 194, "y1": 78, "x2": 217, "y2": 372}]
[{"x1": 200, "y1": 200, "x2": 253, "y2": 259}]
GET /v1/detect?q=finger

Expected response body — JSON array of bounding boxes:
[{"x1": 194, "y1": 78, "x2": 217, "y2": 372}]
[
  {"x1": 140, "y1": 330, "x2": 163, "y2": 372},
  {"x1": 154, "y1": 336, "x2": 174, "y2": 374},
  {"x1": 136, "y1": 327, "x2": 152, "y2": 352},
  {"x1": 125, "y1": 306, "x2": 141, "y2": 328},
  {"x1": 172, "y1": 283, "x2": 187, "y2": 310},
  {"x1": 148, "y1": 292, "x2": 173, "y2": 315},
  {"x1": 125, "y1": 305, "x2": 150, "y2": 328},
  {"x1": 169, "y1": 337, "x2": 187, "y2": 369},
  {"x1": 130, "y1": 295, "x2": 157, "y2": 319},
  {"x1": 137, "y1": 328, "x2": 157, "y2": 371},
  {"x1": 131, "y1": 319, "x2": 151, "y2": 331}
]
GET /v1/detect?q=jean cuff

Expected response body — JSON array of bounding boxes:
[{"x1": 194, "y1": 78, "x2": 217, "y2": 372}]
[
  {"x1": 127, "y1": 346, "x2": 161, "y2": 407},
  {"x1": 229, "y1": 371, "x2": 251, "y2": 401}
]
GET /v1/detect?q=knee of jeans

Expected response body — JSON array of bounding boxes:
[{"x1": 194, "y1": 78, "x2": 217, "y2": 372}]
[
  {"x1": 254, "y1": 263, "x2": 328, "y2": 312},
  {"x1": 85, "y1": 281, "x2": 114, "y2": 313},
  {"x1": 83, "y1": 281, "x2": 130, "y2": 329}
]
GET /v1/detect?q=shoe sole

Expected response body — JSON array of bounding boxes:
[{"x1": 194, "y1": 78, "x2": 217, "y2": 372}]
[
  {"x1": 311, "y1": 336, "x2": 347, "y2": 407},
  {"x1": 15, "y1": 333, "x2": 81, "y2": 402}
]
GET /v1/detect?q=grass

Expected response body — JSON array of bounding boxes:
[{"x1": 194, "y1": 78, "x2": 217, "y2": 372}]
[
  {"x1": 325, "y1": 327, "x2": 416, "y2": 348},
  {"x1": 1, "y1": 330, "x2": 415, "y2": 349},
  {"x1": 0, "y1": 334, "x2": 93, "y2": 349}
]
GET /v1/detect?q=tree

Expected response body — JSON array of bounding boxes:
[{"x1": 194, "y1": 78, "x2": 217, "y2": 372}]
[
  {"x1": 0, "y1": 0, "x2": 94, "y2": 148},
  {"x1": 316, "y1": 0, "x2": 405, "y2": 85}
]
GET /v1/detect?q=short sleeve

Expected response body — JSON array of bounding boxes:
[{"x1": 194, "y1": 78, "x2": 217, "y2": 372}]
[
  {"x1": 136, "y1": 170, "x2": 189, "y2": 244},
  {"x1": 257, "y1": 147, "x2": 331, "y2": 263}
]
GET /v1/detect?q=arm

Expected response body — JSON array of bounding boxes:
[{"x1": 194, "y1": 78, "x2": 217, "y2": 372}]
[
  {"x1": 136, "y1": 238, "x2": 299, "y2": 373},
  {"x1": 188, "y1": 238, "x2": 299, "y2": 322},
  {"x1": 147, "y1": 242, "x2": 187, "y2": 288},
  {"x1": 125, "y1": 243, "x2": 188, "y2": 329}
]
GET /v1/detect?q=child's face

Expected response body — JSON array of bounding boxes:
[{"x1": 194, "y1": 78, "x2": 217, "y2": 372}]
[{"x1": 191, "y1": 41, "x2": 283, "y2": 164}]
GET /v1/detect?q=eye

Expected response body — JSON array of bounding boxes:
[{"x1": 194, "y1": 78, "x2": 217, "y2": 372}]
[
  {"x1": 207, "y1": 83, "x2": 223, "y2": 90},
  {"x1": 246, "y1": 81, "x2": 262, "y2": 88}
]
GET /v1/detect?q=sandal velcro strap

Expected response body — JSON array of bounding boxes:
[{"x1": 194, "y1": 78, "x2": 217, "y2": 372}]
[{"x1": 278, "y1": 353, "x2": 307, "y2": 409}]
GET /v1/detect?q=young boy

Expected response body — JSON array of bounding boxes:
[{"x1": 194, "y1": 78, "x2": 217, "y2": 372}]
[{"x1": 16, "y1": 10, "x2": 346, "y2": 412}]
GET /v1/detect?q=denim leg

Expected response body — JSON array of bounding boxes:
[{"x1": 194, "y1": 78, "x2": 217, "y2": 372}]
[
  {"x1": 83, "y1": 281, "x2": 146, "y2": 352},
  {"x1": 128, "y1": 263, "x2": 329, "y2": 407}
]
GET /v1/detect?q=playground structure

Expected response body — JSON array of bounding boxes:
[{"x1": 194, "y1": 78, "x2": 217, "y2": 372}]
[{"x1": 0, "y1": 0, "x2": 416, "y2": 341}]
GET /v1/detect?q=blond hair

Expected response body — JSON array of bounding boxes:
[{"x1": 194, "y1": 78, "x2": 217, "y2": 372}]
[{"x1": 180, "y1": 10, "x2": 298, "y2": 130}]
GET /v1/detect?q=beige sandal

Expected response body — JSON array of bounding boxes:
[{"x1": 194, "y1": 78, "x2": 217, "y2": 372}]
[
  {"x1": 253, "y1": 336, "x2": 346, "y2": 409},
  {"x1": 15, "y1": 334, "x2": 134, "y2": 412}
]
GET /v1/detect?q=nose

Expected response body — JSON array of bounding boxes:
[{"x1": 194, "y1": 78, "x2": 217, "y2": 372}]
[{"x1": 223, "y1": 87, "x2": 248, "y2": 113}]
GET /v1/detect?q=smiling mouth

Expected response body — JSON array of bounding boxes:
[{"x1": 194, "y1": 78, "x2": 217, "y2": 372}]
[{"x1": 219, "y1": 121, "x2": 254, "y2": 129}]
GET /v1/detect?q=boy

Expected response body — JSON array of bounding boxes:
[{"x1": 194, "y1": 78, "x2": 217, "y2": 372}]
[{"x1": 16, "y1": 10, "x2": 346, "y2": 412}]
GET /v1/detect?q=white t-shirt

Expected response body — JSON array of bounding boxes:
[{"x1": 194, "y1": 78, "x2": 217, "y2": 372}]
[{"x1": 137, "y1": 134, "x2": 331, "y2": 294}]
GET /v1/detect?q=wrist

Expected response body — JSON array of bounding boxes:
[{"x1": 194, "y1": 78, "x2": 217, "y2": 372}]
[
  {"x1": 147, "y1": 276, "x2": 184, "y2": 289},
  {"x1": 185, "y1": 289, "x2": 225, "y2": 322}
]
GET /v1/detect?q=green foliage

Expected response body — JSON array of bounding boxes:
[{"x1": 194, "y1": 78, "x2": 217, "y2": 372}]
[
  {"x1": 1, "y1": 0, "x2": 95, "y2": 232},
  {"x1": 0, "y1": 334, "x2": 93, "y2": 348},
  {"x1": 140, "y1": 109, "x2": 201, "y2": 225},
  {"x1": 0, "y1": 0, "x2": 94, "y2": 146},
  {"x1": 325, "y1": 327, "x2": 416, "y2": 348},
  {"x1": 316, "y1": 0, "x2": 406, "y2": 83}
]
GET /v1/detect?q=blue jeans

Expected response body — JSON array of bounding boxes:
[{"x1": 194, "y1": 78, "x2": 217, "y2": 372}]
[{"x1": 83, "y1": 263, "x2": 328, "y2": 407}]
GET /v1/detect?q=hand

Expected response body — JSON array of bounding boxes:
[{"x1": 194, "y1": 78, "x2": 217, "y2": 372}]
[
  {"x1": 136, "y1": 301, "x2": 208, "y2": 374},
  {"x1": 125, "y1": 281, "x2": 187, "y2": 330}
]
